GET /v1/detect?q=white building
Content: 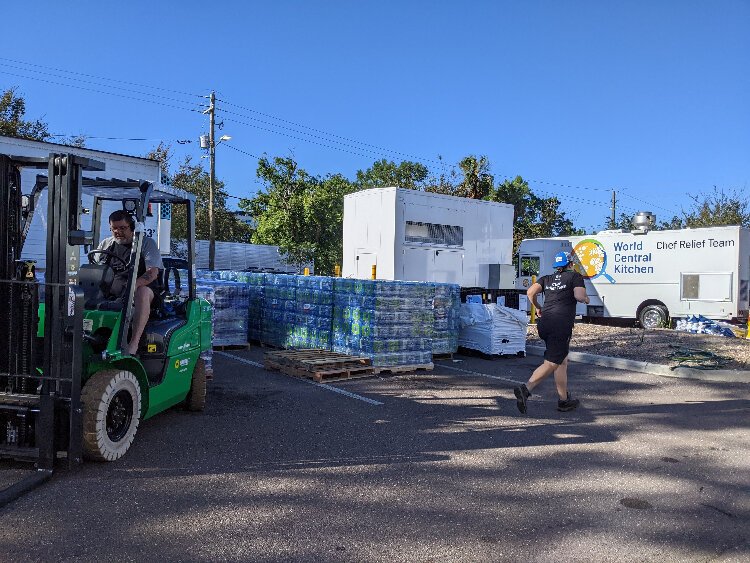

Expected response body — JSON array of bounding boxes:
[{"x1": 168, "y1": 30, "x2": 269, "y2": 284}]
[
  {"x1": 0, "y1": 136, "x2": 168, "y2": 269},
  {"x1": 342, "y1": 187, "x2": 515, "y2": 287}
]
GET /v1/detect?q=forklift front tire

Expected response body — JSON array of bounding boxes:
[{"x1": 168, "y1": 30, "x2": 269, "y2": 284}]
[
  {"x1": 82, "y1": 369, "x2": 142, "y2": 462},
  {"x1": 185, "y1": 358, "x2": 207, "y2": 412}
]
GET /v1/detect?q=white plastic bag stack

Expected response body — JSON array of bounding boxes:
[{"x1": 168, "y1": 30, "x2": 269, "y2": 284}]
[{"x1": 457, "y1": 303, "x2": 528, "y2": 355}]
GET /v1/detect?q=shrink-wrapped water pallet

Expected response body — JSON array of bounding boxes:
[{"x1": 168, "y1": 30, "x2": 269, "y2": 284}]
[{"x1": 332, "y1": 279, "x2": 434, "y2": 367}]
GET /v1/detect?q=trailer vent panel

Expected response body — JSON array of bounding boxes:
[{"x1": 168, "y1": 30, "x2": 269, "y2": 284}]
[{"x1": 405, "y1": 221, "x2": 463, "y2": 247}]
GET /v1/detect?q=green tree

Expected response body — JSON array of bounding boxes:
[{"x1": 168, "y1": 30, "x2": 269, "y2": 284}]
[
  {"x1": 146, "y1": 142, "x2": 173, "y2": 183},
  {"x1": 241, "y1": 156, "x2": 356, "y2": 274},
  {"x1": 611, "y1": 212, "x2": 634, "y2": 230},
  {"x1": 658, "y1": 215, "x2": 684, "y2": 230},
  {"x1": 423, "y1": 155, "x2": 460, "y2": 195},
  {"x1": 682, "y1": 187, "x2": 750, "y2": 228},
  {"x1": 149, "y1": 151, "x2": 252, "y2": 254},
  {"x1": 454, "y1": 155, "x2": 494, "y2": 199},
  {"x1": 0, "y1": 88, "x2": 50, "y2": 141},
  {"x1": 424, "y1": 155, "x2": 493, "y2": 199},
  {"x1": 306, "y1": 174, "x2": 358, "y2": 273},
  {"x1": 355, "y1": 158, "x2": 429, "y2": 190},
  {"x1": 609, "y1": 187, "x2": 748, "y2": 232},
  {"x1": 487, "y1": 175, "x2": 581, "y2": 256}
]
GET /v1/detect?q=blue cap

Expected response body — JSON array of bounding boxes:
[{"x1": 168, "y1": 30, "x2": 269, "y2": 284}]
[{"x1": 553, "y1": 252, "x2": 569, "y2": 267}]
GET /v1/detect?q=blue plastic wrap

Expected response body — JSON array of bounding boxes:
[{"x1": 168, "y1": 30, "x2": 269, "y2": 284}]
[
  {"x1": 432, "y1": 283, "x2": 461, "y2": 354},
  {"x1": 193, "y1": 280, "x2": 249, "y2": 347},
  {"x1": 675, "y1": 315, "x2": 736, "y2": 338},
  {"x1": 261, "y1": 274, "x2": 298, "y2": 348},
  {"x1": 187, "y1": 271, "x2": 460, "y2": 365},
  {"x1": 198, "y1": 270, "x2": 265, "y2": 342},
  {"x1": 332, "y1": 278, "x2": 435, "y2": 367}
]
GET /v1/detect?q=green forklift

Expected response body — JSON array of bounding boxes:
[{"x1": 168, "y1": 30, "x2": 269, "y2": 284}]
[{"x1": 0, "y1": 152, "x2": 212, "y2": 499}]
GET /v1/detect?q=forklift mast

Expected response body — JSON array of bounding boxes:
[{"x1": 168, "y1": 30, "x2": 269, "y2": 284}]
[{"x1": 0, "y1": 153, "x2": 104, "y2": 475}]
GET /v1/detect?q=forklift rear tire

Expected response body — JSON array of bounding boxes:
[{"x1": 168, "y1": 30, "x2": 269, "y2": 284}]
[
  {"x1": 185, "y1": 358, "x2": 207, "y2": 412},
  {"x1": 81, "y1": 369, "x2": 142, "y2": 462}
]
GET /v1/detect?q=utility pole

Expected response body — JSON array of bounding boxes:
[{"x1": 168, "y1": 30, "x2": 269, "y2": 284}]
[
  {"x1": 610, "y1": 189, "x2": 617, "y2": 228},
  {"x1": 208, "y1": 91, "x2": 216, "y2": 271}
]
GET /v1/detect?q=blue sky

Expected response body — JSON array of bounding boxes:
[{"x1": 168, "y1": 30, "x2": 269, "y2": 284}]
[{"x1": 2, "y1": 0, "x2": 748, "y2": 232}]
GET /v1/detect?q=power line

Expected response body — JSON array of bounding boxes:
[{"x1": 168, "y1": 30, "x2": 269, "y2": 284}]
[
  {"x1": 492, "y1": 173, "x2": 618, "y2": 194},
  {"x1": 215, "y1": 97, "x2": 680, "y2": 203},
  {"x1": 619, "y1": 191, "x2": 681, "y2": 215},
  {"x1": 0, "y1": 61, "x2": 203, "y2": 107},
  {"x1": 0, "y1": 70, "x2": 205, "y2": 114},
  {"x1": 222, "y1": 142, "x2": 261, "y2": 159},
  {"x1": 217, "y1": 102, "x2": 628, "y2": 198},
  {"x1": 0, "y1": 57, "x2": 205, "y2": 98},
  {"x1": 218, "y1": 107, "x2": 423, "y2": 163},
  {"x1": 1, "y1": 61, "x2": 694, "y2": 214},
  {"x1": 218, "y1": 114, "x2": 400, "y2": 162},
  {"x1": 216, "y1": 101, "x2": 448, "y2": 168}
]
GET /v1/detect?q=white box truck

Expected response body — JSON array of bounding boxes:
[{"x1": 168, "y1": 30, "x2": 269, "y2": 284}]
[
  {"x1": 0, "y1": 135, "x2": 169, "y2": 269},
  {"x1": 342, "y1": 187, "x2": 516, "y2": 287},
  {"x1": 515, "y1": 221, "x2": 750, "y2": 328}
]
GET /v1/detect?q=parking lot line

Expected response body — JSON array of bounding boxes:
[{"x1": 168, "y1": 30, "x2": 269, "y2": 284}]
[
  {"x1": 216, "y1": 351, "x2": 384, "y2": 406},
  {"x1": 437, "y1": 362, "x2": 525, "y2": 386}
]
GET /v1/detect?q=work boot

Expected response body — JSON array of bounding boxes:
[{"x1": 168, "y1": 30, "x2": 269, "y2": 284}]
[
  {"x1": 514, "y1": 384, "x2": 531, "y2": 414},
  {"x1": 557, "y1": 395, "x2": 580, "y2": 412}
]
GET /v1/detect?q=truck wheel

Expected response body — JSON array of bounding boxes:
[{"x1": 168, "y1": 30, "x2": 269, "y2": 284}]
[
  {"x1": 185, "y1": 358, "x2": 207, "y2": 412},
  {"x1": 639, "y1": 305, "x2": 668, "y2": 329},
  {"x1": 81, "y1": 369, "x2": 142, "y2": 462}
]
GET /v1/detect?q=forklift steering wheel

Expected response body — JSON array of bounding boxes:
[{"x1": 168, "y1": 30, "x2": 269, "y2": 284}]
[{"x1": 87, "y1": 249, "x2": 131, "y2": 271}]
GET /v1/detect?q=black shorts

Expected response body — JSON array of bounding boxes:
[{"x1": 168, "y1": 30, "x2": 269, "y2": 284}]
[{"x1": 537, "y1": 317, "x2": 573, "y2": 364}]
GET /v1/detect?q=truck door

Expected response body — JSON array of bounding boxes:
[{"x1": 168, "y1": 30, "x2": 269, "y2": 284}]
[{"x1": 516, "y1": 254, "x2": 541, "y2": 291}]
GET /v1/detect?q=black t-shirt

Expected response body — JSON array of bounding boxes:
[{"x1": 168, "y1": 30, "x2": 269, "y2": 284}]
[{"x1": 538, "y1": 270, "x2": 585, "y2": 323}]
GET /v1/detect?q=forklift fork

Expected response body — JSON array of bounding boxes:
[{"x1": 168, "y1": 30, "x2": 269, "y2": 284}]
[{"x1": 0, "y1": 153, "x2": 100, "y2": 506}]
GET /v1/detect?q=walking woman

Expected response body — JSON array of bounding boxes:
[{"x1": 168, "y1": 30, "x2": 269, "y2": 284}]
[{"x1": 515, "y1": 251, "x2": 590, "y2": 414}]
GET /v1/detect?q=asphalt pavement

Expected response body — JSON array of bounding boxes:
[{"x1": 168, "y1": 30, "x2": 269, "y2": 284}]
[{"x1": 0, "y1": 347, "x2": 748, "y2": 562}]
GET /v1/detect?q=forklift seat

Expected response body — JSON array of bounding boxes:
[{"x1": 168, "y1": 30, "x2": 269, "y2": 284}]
[{"x1": 78, "y1": 264, "x2": 115, "y2": 309}]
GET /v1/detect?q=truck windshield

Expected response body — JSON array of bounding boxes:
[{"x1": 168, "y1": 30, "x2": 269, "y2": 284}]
[{"x1": 519, "y1": 255, "x2": 540, "y2": 277}]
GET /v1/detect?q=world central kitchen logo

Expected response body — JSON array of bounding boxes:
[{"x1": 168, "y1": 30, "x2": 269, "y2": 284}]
[{"x1": 572, "y1": 239, "x2": 654, "y2": 283}]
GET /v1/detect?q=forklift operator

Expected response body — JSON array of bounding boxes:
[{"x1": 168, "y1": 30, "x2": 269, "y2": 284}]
[{"x1": 97, "y1": 209, "x2": 164, "y2": 355}]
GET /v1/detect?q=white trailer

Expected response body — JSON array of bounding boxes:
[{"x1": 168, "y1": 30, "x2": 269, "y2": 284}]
[
  {"x1": 0, "y1": 136, "x2": 169, "y2": 269},
  {"x1": 516, "y1": 223, "x2": 750, "y2": 328},
  {"x1": 342, "y1": 187, "x2": 516, "y2": 287}
]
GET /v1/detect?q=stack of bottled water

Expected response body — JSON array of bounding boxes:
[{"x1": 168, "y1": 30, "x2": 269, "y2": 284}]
[
  {"x1": 261, "y1": 274, "x2": 298, "y2": 348},
  {"x1": 675, "y1": 315, "x2": 736, "y2": 338},
  {"x1": 245, "y1": 272, "x2": 265, "y2": 342},
  {"x1": 332, "y1": 278, "x2": 434, "y2": 367},
  {"x1": 196, "y1": 279, "x2": 250, "y2": 347},
  {"x1": 432, "y1": 283, "x2": 461, "y2": 355},
  {"x1": 292, "y1": 275, "x2": 334, "y2": 349},
  {"x1": 201, "y1": 270, "x2": 265, "y2": 342}
]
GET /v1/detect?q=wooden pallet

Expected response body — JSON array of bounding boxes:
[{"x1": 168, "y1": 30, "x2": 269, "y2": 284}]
[
  {"x1": 373, "y1": 362, "x2": 434, "y2": 375},
  {"x1": 263, "y1": 349, "x2": 375, "y2": 383}
]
